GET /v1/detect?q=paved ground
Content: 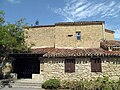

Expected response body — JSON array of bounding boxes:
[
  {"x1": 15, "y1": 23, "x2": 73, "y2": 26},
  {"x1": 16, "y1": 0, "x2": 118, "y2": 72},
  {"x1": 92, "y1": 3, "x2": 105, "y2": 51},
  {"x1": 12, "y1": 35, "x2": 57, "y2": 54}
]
[{"x1": 0, "y1": 86, "x2": 44, "y2": 90}]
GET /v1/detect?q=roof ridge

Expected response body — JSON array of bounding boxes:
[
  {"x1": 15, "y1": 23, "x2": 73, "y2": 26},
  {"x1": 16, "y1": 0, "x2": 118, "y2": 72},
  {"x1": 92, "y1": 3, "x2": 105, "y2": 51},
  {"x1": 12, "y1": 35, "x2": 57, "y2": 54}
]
[{"x1": 28, "y1": 21, "x2": 105, "y2": 28}]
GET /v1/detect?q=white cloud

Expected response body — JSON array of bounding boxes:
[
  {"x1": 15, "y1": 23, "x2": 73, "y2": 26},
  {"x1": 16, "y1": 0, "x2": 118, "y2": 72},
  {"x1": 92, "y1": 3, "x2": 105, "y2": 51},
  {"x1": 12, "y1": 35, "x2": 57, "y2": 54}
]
[
  {"x1": 53, "y1": 0, "x2": 120, "y2": 21},
  {"x1": 7, "y1": 0, "x2": 20, "y2": 4},
  {"x1": 114, "y1": 29, "x2": 120, "y2": 38}
]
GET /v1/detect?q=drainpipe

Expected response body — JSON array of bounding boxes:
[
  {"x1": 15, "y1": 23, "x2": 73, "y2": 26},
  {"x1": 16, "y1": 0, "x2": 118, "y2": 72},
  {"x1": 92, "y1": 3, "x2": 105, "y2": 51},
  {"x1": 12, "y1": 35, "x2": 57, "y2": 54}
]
[
  {"x1": 102, "y1": 21, "x2": 105, "y2": 40},
  {"x1": 54, "y1": 27, "x2": 55, "y2": 48}
]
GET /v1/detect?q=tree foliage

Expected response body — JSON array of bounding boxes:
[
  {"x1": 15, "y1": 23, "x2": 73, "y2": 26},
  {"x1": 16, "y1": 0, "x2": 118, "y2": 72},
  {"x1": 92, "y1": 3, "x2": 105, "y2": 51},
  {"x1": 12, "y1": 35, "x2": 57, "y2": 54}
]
[
  {"x1": 35, "y1": 20, "x2": 39, "y2": 26},
  {"x1": 0, "y1": 11, "x2": 29, "y2": 63},
  {"x1": 0, "y1": 11, "x2": 5, "y2": 25}
]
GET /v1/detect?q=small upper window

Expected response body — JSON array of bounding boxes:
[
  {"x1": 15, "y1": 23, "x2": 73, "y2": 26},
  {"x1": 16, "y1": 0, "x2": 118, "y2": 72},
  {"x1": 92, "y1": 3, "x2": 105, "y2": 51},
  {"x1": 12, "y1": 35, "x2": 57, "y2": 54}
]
[{"x1": 76, "y1": 32, "x2": 81, "y2": 40}]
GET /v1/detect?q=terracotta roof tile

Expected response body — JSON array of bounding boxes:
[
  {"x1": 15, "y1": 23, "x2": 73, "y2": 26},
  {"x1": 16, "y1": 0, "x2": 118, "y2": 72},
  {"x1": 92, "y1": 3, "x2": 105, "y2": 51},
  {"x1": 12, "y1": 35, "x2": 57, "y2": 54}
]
[
  {"x1": 32, "y1": 47, "x2": 120, "y2": 57},
  {"x1": 104, "y1": 50, "x2": 120, "y2": 56},
  {"x1": 28, "y1": 21, "x2": 104, "y2": 28},
  {"x1": 55, "y1": 21, "x2": 104, "y2": 26},
  {"x1": 105, "y1": 29, "x2": 115, "y2": 33},
  {"x1": 100, "y1": 40, "x2": 120, "y2": 50},
  {"x1": 29, "y1": 25, "x2": 55, "y2": 28}
]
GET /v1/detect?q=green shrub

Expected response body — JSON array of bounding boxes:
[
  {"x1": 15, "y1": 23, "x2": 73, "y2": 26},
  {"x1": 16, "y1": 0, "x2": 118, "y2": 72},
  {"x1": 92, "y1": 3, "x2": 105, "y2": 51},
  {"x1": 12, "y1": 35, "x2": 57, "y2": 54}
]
[
  {"x1": 60, "y1": 77, "x2": 120, "y2": 90},
  {"x1": 60, "y1": 80, "x2": 86, "y2": 90},
  {"x1": 60, "y1": 80, "x2": 70, "y2": 89},
  {"x1": 42, "y1": 79, "x2": 60, "y2": 89}
]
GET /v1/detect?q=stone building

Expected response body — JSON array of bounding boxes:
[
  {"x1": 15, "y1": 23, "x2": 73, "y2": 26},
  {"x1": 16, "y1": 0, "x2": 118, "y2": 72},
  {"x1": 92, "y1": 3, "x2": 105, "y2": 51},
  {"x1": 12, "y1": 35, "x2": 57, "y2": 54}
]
[{"x1": 10, "y1": 21, "x2": 120, "y2": 82}]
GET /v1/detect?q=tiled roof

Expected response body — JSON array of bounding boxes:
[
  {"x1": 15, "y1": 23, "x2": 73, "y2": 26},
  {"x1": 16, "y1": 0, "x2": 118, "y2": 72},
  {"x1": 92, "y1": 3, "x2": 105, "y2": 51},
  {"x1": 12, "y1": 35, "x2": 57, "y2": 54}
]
[
  {"x1": 32, "y1": 47, "x2": 120, "y2": 57},
  {"x1": 43, "y1": 48, "x2": 105, "y2": 57},
  {"x1": 105, "y1": 29, "x2": 115, "y2": 33},
  {"x1": 29, "y1": 25, "x2": 55, "y2": 28},
  {"x1": 32, "y1": 48, "x2": 56, "y2": 54},
  {"x1": 55, "y1": 21, "x2": 104, "y2": 26},
  {"x1": 28, "y1": 21, "x2": 104, "y2": 28},
  {"x1": 104, "y1": 50, "x2": 120, "y2": 56},
  {"x1": 100, "y1": 40, "x2": 120, "y2": 50}
]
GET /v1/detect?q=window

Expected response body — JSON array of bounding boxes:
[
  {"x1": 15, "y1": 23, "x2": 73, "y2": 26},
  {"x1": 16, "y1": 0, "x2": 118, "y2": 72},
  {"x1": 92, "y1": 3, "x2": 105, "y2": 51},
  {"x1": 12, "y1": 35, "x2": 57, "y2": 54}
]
[
  {"x1": 76, "y1": 32, "x2": 81, "y2": 40},
  {"x1": 68, "y1": 35, "x2": 73, "y2": 37},
  {"x1": 112, "y1": 46, "x2": 120, "y2": 51},
  {"x1": 91, "y1": 58, "x2": 102, "y2": 72},
  {"x1": 65, "y1": 59, "x2": 75, "y2": 73}
]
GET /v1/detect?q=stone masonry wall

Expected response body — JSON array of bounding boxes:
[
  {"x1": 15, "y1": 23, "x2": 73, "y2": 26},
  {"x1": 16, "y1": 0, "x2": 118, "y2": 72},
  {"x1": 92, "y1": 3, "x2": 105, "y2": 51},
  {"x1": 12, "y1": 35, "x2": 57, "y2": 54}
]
[
  {"x1": 40, "y1": 57, "x2": 120, "y2": 81},
  {"x1": 25, "y1": 27, "x2": 55, "y2": 48},
  {"x1": 55, "y1": 25, "x2": 103, "y2": 48},
  {"x1": 105, "y1": 32, "x2": 114, "y2": 40},
  {"x1": 25, "y1": 24, "x2": 104, "y2": 48},
  {"x1": 102, "y1": 57, "x2": 120, "y2": 78}
]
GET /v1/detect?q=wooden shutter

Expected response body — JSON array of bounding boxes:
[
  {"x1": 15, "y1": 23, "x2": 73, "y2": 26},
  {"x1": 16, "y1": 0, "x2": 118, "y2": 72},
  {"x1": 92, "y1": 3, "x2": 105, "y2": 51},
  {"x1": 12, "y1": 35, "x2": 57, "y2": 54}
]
[
  {"x1": 65, "y1": 59, "x2": 75, "y2": 73},
  {"x1": 91, "y1": 58, "x2": 102, "y2": 72}
]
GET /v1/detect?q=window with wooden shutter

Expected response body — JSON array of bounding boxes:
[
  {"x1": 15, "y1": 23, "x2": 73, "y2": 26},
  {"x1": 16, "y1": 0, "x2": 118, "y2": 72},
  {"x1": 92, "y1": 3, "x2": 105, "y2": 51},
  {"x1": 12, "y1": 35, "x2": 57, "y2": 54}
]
[
  {"x1": 65, "y1": 59, "x2": 75, "y2": 73},
  {"x1": 91, "y1": 58, "x2": 102, "y2": 72}
]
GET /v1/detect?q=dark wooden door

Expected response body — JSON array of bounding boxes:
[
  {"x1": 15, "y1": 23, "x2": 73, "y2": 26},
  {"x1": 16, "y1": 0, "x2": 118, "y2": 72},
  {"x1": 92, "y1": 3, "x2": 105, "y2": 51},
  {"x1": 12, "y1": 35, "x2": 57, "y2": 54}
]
[
  {"x1": 65, "y1": 59, "x2": 75, "y2": 73},
  {"x1": 14, "y1": 58, "x2": 40, "y2": 79},
  {"x1": 91, "y1": 58, "x2": 102, "y2": 72}
]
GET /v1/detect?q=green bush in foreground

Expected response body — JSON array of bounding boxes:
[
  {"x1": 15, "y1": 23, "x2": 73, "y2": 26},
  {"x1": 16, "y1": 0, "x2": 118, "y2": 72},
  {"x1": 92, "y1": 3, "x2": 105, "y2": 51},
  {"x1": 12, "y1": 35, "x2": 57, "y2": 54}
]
[
  {"x1": 42, "y1": 79, "x2": 60, "y2": 89},
  {"x1": 42, "y1": 77, "x2": 120, "y2": 90},
  {"x1": 60, "y1": 76, "x2": 120, "y2": 90}
]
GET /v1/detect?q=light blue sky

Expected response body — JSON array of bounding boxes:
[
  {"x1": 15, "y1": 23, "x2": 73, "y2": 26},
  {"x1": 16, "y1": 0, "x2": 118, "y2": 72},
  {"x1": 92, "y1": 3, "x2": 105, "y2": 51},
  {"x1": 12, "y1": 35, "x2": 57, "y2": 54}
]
[{"x1": 0, "y1": 0, "x2": 120, "y2": 39}]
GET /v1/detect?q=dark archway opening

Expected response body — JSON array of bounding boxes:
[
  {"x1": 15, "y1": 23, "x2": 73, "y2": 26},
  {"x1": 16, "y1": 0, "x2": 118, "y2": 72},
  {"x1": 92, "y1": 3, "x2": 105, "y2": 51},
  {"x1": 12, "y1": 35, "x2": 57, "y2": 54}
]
[
  {"x1": 14, "y1": 57, "x2": 40, "y2": 79},
  {"x1": 9, "y1": 53, "x2": 42, "y2": 79}
]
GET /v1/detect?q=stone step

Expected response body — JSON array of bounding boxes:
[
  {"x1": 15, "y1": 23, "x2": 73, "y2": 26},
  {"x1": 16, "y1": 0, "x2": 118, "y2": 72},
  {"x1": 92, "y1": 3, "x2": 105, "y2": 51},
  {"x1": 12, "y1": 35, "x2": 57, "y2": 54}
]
[
  {"x1": 14, "y1": 82, "x2": 41, "y2": 84},
  {"x1": 11, "y1": 83, "x2": 42, "y2": 88},
  {"x1": 10, "y1": 80, "x2": 42, "y2": 88},
  {"x1": 11, "y1": 85, "x2": 41, "y2": 88},
  {"x1": 15, "y1": 79, "x2": 42, "y2": 83},
  {"x1": 12, "y1": 83, "x2": 41, "y2": 86}
]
